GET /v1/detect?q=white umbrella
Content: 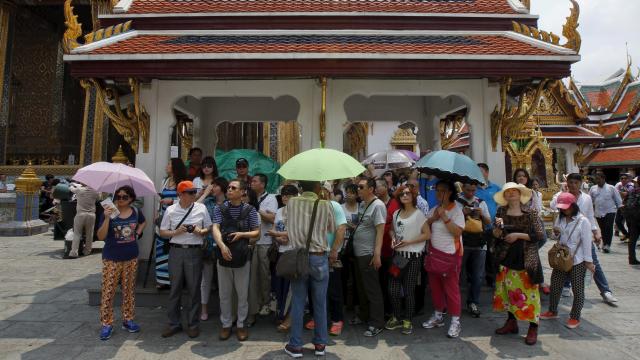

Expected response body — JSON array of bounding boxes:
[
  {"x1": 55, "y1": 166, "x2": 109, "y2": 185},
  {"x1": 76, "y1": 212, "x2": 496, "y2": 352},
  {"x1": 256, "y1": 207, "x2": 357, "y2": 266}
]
[{"x1": 362, "y1": 150, "x2": 415, "y2": 177}]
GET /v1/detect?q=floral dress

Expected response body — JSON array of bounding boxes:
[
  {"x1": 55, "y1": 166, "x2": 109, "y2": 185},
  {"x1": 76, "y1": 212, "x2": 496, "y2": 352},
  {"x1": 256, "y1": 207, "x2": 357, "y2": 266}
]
[{"x1": 492, "y1": 206, "x2": 544, "y2": 322}]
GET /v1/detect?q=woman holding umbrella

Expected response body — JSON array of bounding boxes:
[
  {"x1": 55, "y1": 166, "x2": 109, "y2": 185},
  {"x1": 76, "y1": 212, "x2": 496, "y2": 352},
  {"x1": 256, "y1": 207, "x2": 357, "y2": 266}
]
[
  {"x1": 492, "y1": 183, "x2": 545, "y2": 345},
  {"x1": 422, "y1": 180, "x2": 465, "y2": 338},
  {"x1": 155, "y1": 158, "x2": 187, "y2": 288},
  {"x1": 96, "y1": 185, "x2": 146, "y2": 340}
]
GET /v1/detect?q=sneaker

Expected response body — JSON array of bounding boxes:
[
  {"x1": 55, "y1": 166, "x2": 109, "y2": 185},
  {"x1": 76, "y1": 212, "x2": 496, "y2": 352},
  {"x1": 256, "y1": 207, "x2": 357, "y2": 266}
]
[
  {"x1": 304, "y1": 319, "x2": 315, "y2": 330},
  {"x1": 100, "y1": 325, "x2": 113, "y2": 340},
  {"x1": 422, "y1": 314, "x2": 445, "y2": 329},
  {"x1": 348, "y1": 316, "x2": 363, "y2": 325},
  {"x1": 603, "y1": 245, "x2": 610, "y2": 254},
  {"x1": 468, "y1": 303, "x2": 481, "y2": 318},
  {"x1": 447, "y1": 321, "x2": 461, "y2": 338},
  {"x1": 561, "y1": 287, "x2": 572, "y2": 297},
  {"x1": 259, "y1": 305, "x2": 271, "y2": 316},
  {"x1": 329, "y1": 321, "x2": 343, "y2": 336},
  {"x1": 121, "y1": 320, "x2": 140, "y2": 333},
  {"x1": 401, "y1": 320, "x2": 413, "y2": 335},
  {"x1": 68, "y1": 250, "x2": 79, "y2": 259},
  {"x1": 385, "y1": 317, "x2": 403, "y2": 330},
  {"x1": 314, "y1": 344, "x2": 326, "y2": 356},
  {"x1": 363, "y1": 326, "x2": 383, "y2": 337},
  {"x1": 602, "y1": 291, "x2": 618, "y2": 304},
  {"x1": 284, "y1": 344, "x2": 303, "y2": 358},
  {"x1": 539, "y1": 311, "x2": 559, "y2": 320},
  {"x1": 565, "y1": 318, "x2": 580, "y2": 329}
]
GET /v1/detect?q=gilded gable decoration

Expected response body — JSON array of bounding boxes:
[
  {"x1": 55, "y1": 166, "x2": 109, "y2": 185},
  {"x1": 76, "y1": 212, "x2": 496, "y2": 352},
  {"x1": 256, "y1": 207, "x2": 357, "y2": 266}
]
[{"x1": 63, "y1": 0, "x2": 82, "y2": 53}]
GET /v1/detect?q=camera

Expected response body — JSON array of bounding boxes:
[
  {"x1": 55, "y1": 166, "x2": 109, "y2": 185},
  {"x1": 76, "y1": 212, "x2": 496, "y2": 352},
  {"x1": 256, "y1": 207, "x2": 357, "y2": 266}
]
[{"x1": 185, "y1": 225, "x2": 195, "y2": 233}]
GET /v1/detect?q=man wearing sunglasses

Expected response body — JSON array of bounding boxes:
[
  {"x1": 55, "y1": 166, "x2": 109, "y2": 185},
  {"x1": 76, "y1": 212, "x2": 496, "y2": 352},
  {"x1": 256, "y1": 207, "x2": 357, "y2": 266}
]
[
  {"x1": 159, "y1": 181, "x2": 212, "y2": 339},
  {"x1": 235, "y1": 158, "x2": 252, "y2": 184}
]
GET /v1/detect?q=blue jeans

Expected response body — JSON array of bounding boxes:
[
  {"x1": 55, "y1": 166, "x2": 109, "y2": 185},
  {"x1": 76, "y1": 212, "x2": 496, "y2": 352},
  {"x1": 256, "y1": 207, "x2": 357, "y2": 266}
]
[
  {"x1": 288, "y1": 255, "x2": 329, "y2": 349},
  {"x1": 462, "y1": 248, "x2": 486, "y2": 305},
  {"x1": 564, "y1": 243, "x2": 611, "y2": 295}
]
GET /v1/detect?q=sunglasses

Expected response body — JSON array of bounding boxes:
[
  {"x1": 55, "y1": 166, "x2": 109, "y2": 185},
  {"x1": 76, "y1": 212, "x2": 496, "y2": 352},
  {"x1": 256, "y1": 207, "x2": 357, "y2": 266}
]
[
  {"x1": 203, "y1": 164, "x2": 215, "y2": 169},
  {"x1": 400, "y1": 191, "x2": 411, "y2": 197},
  {"x1": 358, "y1": 185, "x2": 367, "y2": 190},
  {"x1": 114, "y1": 195, "x2": 130, "y2": 201},
  {"x1": 228, "y1": 185, "x2": 239, "y2": 191},
  {"x1": 236, "y1": 164, "x2": 248, "y2": 169},
  {"x1": 183, "y1": 190, "x2": 197, "y2": 195}
]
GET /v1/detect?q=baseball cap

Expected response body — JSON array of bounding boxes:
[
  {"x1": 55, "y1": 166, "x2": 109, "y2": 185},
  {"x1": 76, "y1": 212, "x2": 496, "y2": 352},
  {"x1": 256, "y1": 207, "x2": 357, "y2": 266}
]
[
  {"x1": 555, "y1": 192, "x2": 577, "y2": 210},
  {"x1": 236, "y1": 158, "x2": 249, "y2": 167},
  {"x1": 177, "y1": 181, "x2": 196, "y2": 193}
]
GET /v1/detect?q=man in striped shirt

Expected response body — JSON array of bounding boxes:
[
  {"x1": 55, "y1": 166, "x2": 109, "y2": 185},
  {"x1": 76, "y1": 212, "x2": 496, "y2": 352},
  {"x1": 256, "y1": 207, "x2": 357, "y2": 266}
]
[{"x1": 284, "y1": 180, "x2": 335, "y2": 358}]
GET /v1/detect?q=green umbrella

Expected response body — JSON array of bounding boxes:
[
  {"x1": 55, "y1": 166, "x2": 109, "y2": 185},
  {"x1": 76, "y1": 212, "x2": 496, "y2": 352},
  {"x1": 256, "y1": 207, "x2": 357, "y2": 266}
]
[
  {"x1": 278, "y1": 148, "x2": 366, "y2": 181},
  {"x1": 414, "y1": 150, "x2": 485, "y2": 185}
]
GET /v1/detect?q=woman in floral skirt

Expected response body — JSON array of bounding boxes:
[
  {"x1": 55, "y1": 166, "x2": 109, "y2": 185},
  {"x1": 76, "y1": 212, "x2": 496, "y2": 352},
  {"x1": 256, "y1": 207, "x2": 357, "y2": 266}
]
[{"x1": 492, "y1": 182, "x2": 545, "y2": 345}]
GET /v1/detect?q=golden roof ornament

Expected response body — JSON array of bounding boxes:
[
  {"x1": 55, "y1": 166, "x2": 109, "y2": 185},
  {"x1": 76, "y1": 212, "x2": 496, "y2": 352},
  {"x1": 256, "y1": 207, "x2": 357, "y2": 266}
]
[
  {"x1": 562, "y1": 0, "x2": 581, "y2": 53},
  {"x1": 111, "y1": 145, "x2": 129, "y2": 164},
  {"x1": 63, "y1": 0, "x2": 82, "y2": 53},
  {"x1": 14, "y1": 163, "x2": 43, "y2": 194}
]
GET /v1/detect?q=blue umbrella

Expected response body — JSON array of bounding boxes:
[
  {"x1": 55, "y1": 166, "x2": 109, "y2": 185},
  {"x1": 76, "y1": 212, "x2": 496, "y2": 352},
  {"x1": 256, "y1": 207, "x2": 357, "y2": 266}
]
[{"x1": 414, "y1": 150, "x2": 485, "y2": 185}]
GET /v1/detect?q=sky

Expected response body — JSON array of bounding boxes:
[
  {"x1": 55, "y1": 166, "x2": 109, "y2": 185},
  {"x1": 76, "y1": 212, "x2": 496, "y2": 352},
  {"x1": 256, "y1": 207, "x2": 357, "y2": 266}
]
[{"x1": 532, "y1": 0, "x2": 639, "y2": 85}]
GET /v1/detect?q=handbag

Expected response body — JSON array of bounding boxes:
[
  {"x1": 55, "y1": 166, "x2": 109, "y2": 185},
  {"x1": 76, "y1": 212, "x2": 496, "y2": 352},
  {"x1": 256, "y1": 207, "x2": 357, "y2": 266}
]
[
  {"x1": 548, "y1": 216, "x2": 582, "y2": 272},
  {"x1": 388, "y1": 253, "x2": 410, "y2": 279},
  {"x1": 276, "y1": 199, "x2": 320, "y2": 280},
  {"x1": 344, "y1": 200, "x2": 375, "y2": 258},
  {"x1": 424, "y1": 245, "x2": 460, "y2": 277}
]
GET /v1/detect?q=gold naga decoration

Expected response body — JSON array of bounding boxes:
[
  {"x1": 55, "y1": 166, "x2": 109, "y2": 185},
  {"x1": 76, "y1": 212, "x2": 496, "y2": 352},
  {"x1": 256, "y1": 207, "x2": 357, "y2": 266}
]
[
  {"x1": 511, "y1": 22, "x2": 560, "y2": 46},
  {"x1": 84, "y1": 21, "x2": 132, "y2": 44},
  {"x1": 573, "y1": 143, "x2": 591, "y2": 167},
  {"x1": 62, "y1": 0, "x2": 82, "y2": 53},
  {"x1": 562, "y1": 0, "x2": 581, "y2": 53},
  {"x1": 490, "y1": 77, "x2": 550, "y2": 151},
  {"x1": 521, "y1": 0, "x2": 531, "y2": 10},
  {"x1": 319, "y1": 77, "x2": 327, "y2": 148},
  {"x1": 81, "y1": 78, "x2": 151, "y2": 154}
]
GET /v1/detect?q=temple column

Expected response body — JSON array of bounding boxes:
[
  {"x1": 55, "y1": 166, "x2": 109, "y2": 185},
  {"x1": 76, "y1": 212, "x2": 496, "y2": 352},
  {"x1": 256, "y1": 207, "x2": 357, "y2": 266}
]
[
  {"x1": 480, "y1": 79, "x2": 505, "y2": 184},
  {"x1": 0, "y1": 4, "x2": 13, "y2": 165}
]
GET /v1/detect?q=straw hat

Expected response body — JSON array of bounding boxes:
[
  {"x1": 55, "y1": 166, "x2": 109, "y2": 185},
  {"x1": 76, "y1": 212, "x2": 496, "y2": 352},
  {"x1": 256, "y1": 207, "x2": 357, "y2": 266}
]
[{"x1": 494, "y1": 182, "x2": 533, "y2": 206}]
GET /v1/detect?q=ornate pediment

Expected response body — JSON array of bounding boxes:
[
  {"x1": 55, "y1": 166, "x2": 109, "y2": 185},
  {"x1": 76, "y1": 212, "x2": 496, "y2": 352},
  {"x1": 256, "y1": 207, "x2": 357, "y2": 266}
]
[{"x1": 390, "y1": 128, "x2": 417, "y2": 146}]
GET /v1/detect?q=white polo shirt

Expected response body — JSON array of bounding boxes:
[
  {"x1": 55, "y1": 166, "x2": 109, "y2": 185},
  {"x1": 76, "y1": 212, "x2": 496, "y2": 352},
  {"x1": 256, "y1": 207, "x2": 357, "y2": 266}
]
[
  {"x1": 256, "y1": 192, "x2": 278, "y2": 246},
  {"x1": 160, "y1": 201, "x2": 213, "y2": 245}
]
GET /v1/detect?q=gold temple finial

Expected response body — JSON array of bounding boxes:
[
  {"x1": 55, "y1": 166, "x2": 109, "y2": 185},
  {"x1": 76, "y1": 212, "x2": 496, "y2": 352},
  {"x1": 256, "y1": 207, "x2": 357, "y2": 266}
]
[
  {"x1": 111, "y1": 145, "x2": 129, "y2": 164},
  {"x1": 562, "y1": 0, "x2": 581, "y2": 53},
  {"x1": 14, "y1": 165, "x2": 43, "y2": 194},
  {"x1": 63, "y1": 0, "x2": 82, "y2": 53},
  {"x1": 319, "y1": 77, "x2": 327, "y2": 148}
]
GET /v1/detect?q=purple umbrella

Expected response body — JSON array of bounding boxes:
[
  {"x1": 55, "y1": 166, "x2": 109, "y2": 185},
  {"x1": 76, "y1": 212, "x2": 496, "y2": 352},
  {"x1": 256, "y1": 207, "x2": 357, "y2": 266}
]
[
  {"x1": 72, "y1": 162, "x2": 157, "y2": 197},
  {"x1": 399, "y1": 150, "x2": 419, "y2": 161}
]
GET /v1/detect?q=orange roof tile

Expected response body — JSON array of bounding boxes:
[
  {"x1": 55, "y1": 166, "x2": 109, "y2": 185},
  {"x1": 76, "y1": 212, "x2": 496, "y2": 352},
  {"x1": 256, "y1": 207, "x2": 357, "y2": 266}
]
[
  {"x1": 84, "y1": 33, "x2": 557, "y2": 57},
  {"x1": 584, "y1": 146, "x2": 640, "y2": 167},
  {"x1": 125, "y1": 0, "x2": 521, "y2": 15},
  {"x1": 613, "y1": 84, "x2": 640, "y2": 117}
]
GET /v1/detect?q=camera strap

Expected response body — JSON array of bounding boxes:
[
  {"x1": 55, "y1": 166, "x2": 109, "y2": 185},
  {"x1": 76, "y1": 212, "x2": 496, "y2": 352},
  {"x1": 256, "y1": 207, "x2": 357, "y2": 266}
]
[{"x1": 173, "y1": 204, "x2": 195, "y2": 231}]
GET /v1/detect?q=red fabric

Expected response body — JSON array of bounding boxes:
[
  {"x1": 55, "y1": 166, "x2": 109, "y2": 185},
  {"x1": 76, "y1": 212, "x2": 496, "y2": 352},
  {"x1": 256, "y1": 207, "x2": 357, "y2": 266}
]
[
  {"x1": 382, "y1": 198, "x2": 400, "y2": 258},
  {"x1": 428, "y1": 256, "x2": 462, "y2": 316},
  {"x1": 188, "y1": 165, "x2": 200, "y2": 181}
]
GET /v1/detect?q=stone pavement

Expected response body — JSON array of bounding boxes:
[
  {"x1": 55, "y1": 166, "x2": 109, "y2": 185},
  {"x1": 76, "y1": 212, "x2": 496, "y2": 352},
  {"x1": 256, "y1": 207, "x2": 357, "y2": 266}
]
[{"x1": 1, "y1": 231, "x2": 640, "y2": 360}]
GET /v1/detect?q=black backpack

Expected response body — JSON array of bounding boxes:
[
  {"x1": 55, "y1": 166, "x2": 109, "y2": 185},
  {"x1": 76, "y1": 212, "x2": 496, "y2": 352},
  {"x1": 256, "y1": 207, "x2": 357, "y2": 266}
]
[
  {"x1": 623, "y1": 188, "x2": 640, "y2": 221},
  {"x1": 215, "y1": 203, "x2": 253, "y2": 268}
]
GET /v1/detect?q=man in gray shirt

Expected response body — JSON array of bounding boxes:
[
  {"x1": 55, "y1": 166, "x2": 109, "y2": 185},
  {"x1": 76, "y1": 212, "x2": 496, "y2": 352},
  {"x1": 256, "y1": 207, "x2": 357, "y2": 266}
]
[
  {"x1": 69, "y1": 182, "x2": 99, "y2": 258},
  {"x1": 352, "y1": 178, "x2": 386, "y2": 337},
  {"x1": 589, "y1": 172, "x2": 622, "y2": 253}
]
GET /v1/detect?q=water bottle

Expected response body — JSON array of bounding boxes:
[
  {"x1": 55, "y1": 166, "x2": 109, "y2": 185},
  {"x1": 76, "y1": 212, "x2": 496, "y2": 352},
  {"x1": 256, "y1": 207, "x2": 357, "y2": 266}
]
[{"x1": 584, "y1": 270, "x2": 592, "y2": 287}]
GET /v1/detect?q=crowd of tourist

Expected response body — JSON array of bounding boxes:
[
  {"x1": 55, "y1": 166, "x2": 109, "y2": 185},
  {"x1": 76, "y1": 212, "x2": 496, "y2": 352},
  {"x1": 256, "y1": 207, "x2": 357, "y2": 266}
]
[{"x1": 88, "y1": 147, "x2": 639, "y2": 357}]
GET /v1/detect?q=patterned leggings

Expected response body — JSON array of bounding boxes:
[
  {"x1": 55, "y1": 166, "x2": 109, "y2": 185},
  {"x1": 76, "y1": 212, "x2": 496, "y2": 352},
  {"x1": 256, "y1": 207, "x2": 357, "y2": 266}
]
[
  {"x1": 549, "y1": 262, "x2": 586, "y2": 320},
  {"x1": 100, "y1": 259, "x2": 138, "y2": 326},
  {"x1": 388, "y1": 256, "x2": 422, "y2": 321}
]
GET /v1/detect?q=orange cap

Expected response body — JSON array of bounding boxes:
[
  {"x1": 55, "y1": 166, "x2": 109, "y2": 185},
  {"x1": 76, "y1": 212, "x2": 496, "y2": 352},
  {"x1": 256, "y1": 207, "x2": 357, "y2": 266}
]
[{"x1": 177, "y1": 180, "x2": 195, "y2": 193}]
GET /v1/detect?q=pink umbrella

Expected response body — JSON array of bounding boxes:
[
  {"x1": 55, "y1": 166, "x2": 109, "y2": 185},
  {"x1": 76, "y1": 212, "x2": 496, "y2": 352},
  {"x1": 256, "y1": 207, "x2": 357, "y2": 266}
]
[{"x1": 72, "y1": 162, "x2": 157, "y2": 197}]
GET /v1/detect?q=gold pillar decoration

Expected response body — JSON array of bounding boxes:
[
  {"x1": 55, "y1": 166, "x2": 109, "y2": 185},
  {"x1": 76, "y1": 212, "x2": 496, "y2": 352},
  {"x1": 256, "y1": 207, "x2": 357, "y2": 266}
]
[
  {"x1": 82, "y1": 78, "x2": 150, "y2": 155},
  {"x1": 111, "y1": 145, "x2": 129, "y2": 164},
  {"x1": 14, "y1": 164, "x2": 42, "y2": 195},
  {"x1": 128, "y1": 78, "x2": 150, "y2": 153},
  {"x1": 79, "y1": 80, "x2": 92, "y2": 166},
  {"x1": 178, "y1": 120, "x2": 192, "y2": 163},
  {"x1": 490, "y1": 78, "x2": 550, "y2": 150},
  {"x1": 319, "y1": 77, "x2": 327, "y2": 148},
  {"x1": 562, "y1": 0, "x2": 581, "y2": 53},
  {"x1": 63, "y1": 0, "x2": 83, "y2": 53}
]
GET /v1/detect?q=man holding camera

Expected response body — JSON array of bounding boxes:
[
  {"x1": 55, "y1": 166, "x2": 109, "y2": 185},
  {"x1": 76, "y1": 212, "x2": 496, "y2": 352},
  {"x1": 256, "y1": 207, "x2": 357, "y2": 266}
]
[
  {"x1": 159, "y1": 181, "x2": 212, "y2": 338},
  {"x1": 212, "y1": 179, "x2": 260, "y2": 341}
]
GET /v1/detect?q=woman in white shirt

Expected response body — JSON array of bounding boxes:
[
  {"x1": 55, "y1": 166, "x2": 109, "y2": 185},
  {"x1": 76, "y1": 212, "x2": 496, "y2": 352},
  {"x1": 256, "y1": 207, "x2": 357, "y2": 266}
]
[
  {"x1": 385, "y1": 185, "x2": 430, "y2": 335},
  {"x1": 421, "y1": 180, "x2": 465, "y2": 339},
  {"x1": 540, "y1": 192, "x2": 594, "y2": 330},
  {"x1": 193, "y1": 156, "x2": 218, "y2": 199}
]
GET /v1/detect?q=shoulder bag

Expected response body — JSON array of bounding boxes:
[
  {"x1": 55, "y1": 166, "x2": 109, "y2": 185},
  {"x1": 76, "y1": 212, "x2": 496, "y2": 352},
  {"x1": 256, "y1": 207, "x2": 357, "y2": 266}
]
[
  {"x1": 344, "y1": 199, "x2": 375, "y2": 258},
  {"x1": 388, "y1": 211, "x2": 410, "y2": 279},
  {"x1": 548, "y1": 216, "x2": 582, "y2": 272},
  {"x1": 276, "y1": 199, "x2": 319, "y2": 280},
  {"x1": 162, "y1": 204, "x2": 194, "y2": 254}
]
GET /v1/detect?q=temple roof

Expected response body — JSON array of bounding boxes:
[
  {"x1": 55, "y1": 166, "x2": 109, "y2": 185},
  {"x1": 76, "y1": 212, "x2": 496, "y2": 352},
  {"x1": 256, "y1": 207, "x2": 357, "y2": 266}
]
[
  {"x1": 583, "y1": 145, "x2": 640, "y2": 168},
  {"x1": 114, "y1": 0, "x2": 530, "y2": 16},
  {"x1": 538, "y1": 125, "x2": 603, "y2": 142}
]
